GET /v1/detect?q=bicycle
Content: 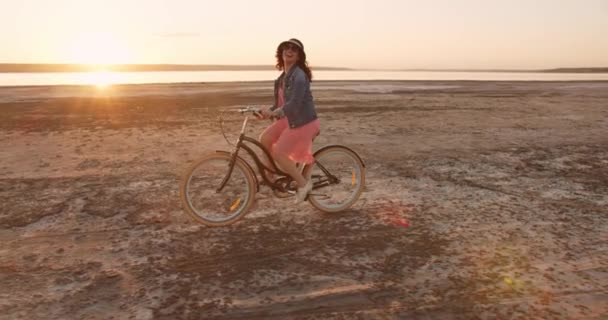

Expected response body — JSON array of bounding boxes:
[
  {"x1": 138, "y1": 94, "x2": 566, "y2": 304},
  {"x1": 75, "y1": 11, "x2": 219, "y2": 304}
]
[{"x1": 180, "y1": 106, "x2": 366, "y2": 226}]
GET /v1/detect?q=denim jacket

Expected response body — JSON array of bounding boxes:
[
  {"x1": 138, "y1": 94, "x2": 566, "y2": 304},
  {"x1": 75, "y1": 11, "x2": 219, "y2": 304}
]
[{"x1": 270, "y1": 65, "x2": 317, "y2": 128}]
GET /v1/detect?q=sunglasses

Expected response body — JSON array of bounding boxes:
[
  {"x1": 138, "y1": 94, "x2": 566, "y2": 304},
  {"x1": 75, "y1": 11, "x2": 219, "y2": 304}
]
[{"x1": 281, "y1": 43, "x2": 300, "y2": 52}]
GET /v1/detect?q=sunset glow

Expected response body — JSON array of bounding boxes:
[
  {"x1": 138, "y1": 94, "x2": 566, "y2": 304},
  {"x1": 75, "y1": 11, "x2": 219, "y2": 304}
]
[
  {"x1": 1, "y1": 0, "x2": 607, "y2": 69},
  {"x1": 82, "y1": 70, "x2": 121, "y2": 88},
  {"x1": 68, "y1": 33, "x2": 132, "y2": 65}
]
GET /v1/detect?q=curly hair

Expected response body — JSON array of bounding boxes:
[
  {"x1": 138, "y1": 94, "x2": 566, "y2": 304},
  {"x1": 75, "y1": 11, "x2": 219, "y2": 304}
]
[{"x1": 275, "y1": 43, "x2": 313, "y2": 81}]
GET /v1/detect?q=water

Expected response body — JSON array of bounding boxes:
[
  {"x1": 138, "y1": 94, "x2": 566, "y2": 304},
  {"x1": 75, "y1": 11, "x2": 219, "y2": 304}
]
[{"x1": 1, "y1": 70, "x2": 607, "y2": 87}]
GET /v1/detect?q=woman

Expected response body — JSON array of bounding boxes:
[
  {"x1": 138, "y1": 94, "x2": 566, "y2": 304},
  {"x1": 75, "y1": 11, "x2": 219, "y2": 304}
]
[{"x1": 259, "y1": 38, "x2": 320, "y2": 203}]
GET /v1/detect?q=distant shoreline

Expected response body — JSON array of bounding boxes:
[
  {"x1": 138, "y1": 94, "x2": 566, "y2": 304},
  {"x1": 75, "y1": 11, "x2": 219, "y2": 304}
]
[
  {"x1": 0, "y1": 64, "x2": 352, "y2": 73},
  {"x1": 390, "y1": 67, "x2": 608, "y2": 74},
  {"x1": 0, "y1": 64, "x2": 606, "y2": 73}
]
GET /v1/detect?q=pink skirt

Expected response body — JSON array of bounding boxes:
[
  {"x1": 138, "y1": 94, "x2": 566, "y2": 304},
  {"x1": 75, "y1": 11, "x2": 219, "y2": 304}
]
[{"x1": 261, "y1": 118, "x2": 320, "y2": 164}]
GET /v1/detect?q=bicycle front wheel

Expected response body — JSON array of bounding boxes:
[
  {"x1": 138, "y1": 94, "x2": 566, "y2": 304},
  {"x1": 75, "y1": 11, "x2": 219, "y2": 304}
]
[
  {"x1": 304, "y1": 145, "x2": 365, "y2": 213},
  {"x1": 180, "y1": 152, "x2": 256, "y2": 226}
]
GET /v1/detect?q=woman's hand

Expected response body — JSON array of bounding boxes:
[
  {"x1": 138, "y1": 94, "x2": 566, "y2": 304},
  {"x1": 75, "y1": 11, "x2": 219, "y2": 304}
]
[
  {"x1": 270, "y1": 108, "x2": 284, "y2": 118},
  {"x1": 259, "y1": 107, "x2": 273, "y2": 119}
]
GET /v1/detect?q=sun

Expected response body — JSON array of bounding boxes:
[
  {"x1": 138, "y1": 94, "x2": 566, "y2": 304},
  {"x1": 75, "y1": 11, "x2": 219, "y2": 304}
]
[
  {"x1": 67, "y1": 32, "x2": 132, "y2": 87},
  {"x1": 68, "y1": 32, "x2": 132, "y2": 65}
]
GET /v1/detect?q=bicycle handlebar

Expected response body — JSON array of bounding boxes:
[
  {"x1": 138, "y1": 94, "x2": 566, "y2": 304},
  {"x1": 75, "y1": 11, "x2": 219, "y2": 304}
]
[
  {"x1": 219, "y1": 105, "x2": 271, "y2": 146},
  {"x1": 236, "y1": 106, "x2": 263, "y2": 114}
]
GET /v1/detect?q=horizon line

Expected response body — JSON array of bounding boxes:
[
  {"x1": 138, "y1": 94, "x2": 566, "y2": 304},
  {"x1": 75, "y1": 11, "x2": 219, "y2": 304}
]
[{"x1": 0, "y1": 63, "x2": 606, "y2": 73}]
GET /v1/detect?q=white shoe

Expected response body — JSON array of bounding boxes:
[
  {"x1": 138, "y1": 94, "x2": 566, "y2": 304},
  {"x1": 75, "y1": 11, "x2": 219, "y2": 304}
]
[{"x1": 295, "y1": 179, "x2": 313, "y2": 204}]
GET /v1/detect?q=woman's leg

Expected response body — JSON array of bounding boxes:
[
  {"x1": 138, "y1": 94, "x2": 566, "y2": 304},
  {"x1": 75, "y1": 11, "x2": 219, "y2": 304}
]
[
  {"x1": 258, "y1": 131, "x2": 275, "y2": 174},
  {"x1": 274, "y1": 152, "x2": 313, "y2": 203},
  {"x1": 273, "y1": 151, "x2": 307, "y2": 188},
  {"x1": 258, "y1": 119, "x2": 288, "y2": 180},
  {"x1": 272, "y1": 120, "x2": 319, "y2": 202}
]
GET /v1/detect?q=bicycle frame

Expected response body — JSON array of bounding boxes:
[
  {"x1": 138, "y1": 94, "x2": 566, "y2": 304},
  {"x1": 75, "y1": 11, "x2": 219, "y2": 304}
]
[{"x1": 216, "y1": 113, "x2": 337, "y2": 194}]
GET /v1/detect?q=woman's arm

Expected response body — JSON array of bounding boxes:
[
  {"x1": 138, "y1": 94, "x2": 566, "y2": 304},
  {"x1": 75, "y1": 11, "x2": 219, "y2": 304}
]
[
  {"x1": 275, "y1": 71, "x2": 308, "y2": 117},
  {"x1": 269, "y1": 78, "x2": 280, "y2": 111}
]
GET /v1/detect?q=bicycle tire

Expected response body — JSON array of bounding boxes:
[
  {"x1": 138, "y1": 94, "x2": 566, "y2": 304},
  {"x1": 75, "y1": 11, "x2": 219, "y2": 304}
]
[
  {"x1": 303, "y1": 145, "x2": 366, "y2": 213},
  {"x1": 180, "y1": 152, "x2": 256, "y2": 226}
]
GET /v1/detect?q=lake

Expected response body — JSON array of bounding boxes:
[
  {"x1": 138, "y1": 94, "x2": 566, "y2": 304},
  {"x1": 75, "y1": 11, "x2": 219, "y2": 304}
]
[{"x1": 1, "y1": 70, "x2": 608, "y2": 87}]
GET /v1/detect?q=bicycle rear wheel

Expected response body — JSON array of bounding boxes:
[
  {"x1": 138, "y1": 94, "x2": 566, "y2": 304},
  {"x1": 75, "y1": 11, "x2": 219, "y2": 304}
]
[
  {"x1": 304, "y1": 145, "x2": 365, "y2": 213},
  {"x1": 180, "y1": 152, "x2": 256, "y2": 226}
]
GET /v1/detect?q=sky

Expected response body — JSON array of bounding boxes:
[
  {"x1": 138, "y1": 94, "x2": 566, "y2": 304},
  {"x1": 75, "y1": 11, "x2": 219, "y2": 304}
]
[{"x1": 2, "y1": 0, "x2": 607, "y2": 69}]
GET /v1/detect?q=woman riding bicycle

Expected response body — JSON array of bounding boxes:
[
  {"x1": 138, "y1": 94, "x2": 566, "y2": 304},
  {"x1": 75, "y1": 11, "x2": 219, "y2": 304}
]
[{"x1": 259, "y1": 38, "x2": 320, "y2": 203}]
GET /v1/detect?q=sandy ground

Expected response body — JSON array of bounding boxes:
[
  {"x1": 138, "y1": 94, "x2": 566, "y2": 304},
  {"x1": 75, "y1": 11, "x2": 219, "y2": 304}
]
[{"x1": 0, "y1": 80, "x2": 607, "y2": 319}]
